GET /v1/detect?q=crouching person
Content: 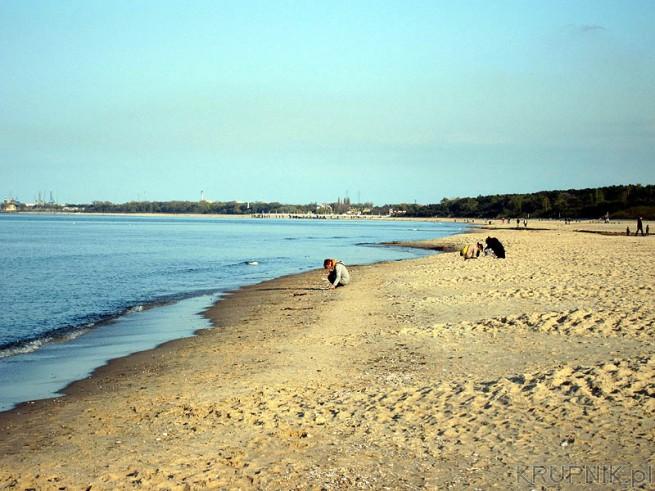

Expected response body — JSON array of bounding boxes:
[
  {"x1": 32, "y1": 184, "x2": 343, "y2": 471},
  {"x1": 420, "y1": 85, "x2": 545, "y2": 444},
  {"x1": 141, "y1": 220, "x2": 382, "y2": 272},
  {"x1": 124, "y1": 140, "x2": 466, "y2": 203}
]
[
  {"x1": 460, "y1": 242, "x2": 483, "y2": 260},
  {"x1": 484, "y1": 237, "x2": 506, "y2": 258},
  {"x1": 323, "y1": 258, "x2": 351, "y2": 289}
]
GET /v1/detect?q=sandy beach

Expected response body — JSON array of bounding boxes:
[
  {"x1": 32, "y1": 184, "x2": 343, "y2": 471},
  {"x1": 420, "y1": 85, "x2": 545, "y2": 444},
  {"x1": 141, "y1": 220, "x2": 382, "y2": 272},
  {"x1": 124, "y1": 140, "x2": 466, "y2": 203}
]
[{"x1": 1, "y1": 220, "x2": 653, "y2": 489}]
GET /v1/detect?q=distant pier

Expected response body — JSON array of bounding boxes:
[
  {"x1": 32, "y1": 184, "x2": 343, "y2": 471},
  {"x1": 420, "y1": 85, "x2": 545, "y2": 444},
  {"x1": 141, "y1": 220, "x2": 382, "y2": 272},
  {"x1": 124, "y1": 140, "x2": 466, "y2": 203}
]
[{"x1": 250, "y1": 213, "x2": 389, "y2": 220}]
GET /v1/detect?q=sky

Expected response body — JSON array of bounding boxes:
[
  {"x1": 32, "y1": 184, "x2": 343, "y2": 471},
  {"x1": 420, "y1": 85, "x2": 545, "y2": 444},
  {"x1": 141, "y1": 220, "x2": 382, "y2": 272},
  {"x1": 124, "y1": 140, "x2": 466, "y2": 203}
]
[{"x1": 1, "y1": 0, "x2": 654, "y2": 205}]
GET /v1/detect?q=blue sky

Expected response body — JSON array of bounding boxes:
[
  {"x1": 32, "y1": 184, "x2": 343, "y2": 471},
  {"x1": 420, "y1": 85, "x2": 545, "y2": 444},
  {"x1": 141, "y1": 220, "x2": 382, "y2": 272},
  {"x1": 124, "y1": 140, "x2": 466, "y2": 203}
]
[{"x1": 1, "y1": 0, "x2": 654, "y2": 204}]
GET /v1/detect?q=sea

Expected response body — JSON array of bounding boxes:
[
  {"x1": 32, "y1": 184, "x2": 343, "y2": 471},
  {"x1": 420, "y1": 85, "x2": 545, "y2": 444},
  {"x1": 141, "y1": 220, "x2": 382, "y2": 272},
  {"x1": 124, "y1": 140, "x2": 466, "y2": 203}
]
[{"x1": 0, "y1": 214, "x2": 465, "y2": 411}]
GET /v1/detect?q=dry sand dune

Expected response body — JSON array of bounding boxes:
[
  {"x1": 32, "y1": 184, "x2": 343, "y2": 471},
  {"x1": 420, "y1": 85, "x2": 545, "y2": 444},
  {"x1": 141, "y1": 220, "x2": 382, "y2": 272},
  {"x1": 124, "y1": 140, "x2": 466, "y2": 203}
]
[{"x1": 0, "y1": 223, "x2": 653, "y2": 489}]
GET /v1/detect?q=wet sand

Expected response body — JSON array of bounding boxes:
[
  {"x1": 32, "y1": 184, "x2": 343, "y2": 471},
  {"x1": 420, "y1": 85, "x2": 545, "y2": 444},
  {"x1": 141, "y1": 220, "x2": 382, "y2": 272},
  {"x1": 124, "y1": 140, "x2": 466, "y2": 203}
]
[{"x1": 1, "y1": 220, "x2": 653, "y2": 489}]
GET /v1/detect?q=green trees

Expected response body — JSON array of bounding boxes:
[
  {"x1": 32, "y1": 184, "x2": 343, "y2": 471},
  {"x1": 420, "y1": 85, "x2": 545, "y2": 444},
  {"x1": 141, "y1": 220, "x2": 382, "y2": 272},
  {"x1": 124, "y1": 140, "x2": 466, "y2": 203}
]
[
  {"x1": 410, "y1": 185, "x2": 655, "y2": 219},
  {"x1": 56, "y1": 184, "x2": 655, "y2": 219}
]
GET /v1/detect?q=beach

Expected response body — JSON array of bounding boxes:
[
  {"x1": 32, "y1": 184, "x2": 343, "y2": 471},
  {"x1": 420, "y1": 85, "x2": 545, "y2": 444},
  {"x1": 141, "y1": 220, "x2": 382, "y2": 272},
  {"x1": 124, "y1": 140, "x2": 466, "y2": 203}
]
[{"x1": 1, "y1": 221, "x2": 653, "y2": 489}]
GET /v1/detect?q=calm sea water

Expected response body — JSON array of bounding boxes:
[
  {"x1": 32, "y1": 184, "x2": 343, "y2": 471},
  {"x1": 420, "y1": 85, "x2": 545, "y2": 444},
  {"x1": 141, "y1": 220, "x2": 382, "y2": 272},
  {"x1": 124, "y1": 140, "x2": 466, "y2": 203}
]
[{"x1": 0, "y1": 214, "x2": 464, "y2": 410}]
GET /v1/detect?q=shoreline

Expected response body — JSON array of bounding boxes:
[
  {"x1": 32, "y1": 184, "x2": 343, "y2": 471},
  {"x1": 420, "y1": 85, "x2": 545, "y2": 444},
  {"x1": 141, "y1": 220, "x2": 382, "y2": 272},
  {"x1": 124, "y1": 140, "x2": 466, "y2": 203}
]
[
  {"x1": 0, "y1": 217, "x2": 465, "y2": 413},
  {"x1": 0, "y1": 267, "x2": 337, "y2": 443},
  {"x1": 2, "y1": 211, "x2": 431, "y2": 220},
  {"x1": 0, "y1": 292, "x2": 205, "y2": 359},
  {"x1": 0, "y1": 269, "x2": 315, "y2": 414},
  {"x1": 3, "y1": 211, "x2": 647, "y2": 227},
  {"x1": 0, "y1": 231, "x2": 456, "y2": 416},
  {"x1": 1, "y1": 222, "x2": 653, "y2": 488}
]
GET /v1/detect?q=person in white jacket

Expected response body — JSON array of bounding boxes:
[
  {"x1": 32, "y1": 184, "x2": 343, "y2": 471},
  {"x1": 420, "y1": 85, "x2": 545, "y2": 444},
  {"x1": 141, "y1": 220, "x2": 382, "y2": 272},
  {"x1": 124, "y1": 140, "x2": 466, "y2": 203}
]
[{"x1": 323, "y1": 258, "x2": 351, "y2": 289}]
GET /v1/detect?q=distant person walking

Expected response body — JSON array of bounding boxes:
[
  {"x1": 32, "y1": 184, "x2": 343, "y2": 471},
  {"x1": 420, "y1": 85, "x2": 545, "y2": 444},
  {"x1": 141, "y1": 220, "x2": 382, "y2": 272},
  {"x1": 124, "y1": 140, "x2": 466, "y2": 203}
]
[
  {"x1": 323, "y1": 259, "x2": 350, "y2": 289},
  {"x1": 636, "y1": 217, "x2": 645, "y2": 236}
]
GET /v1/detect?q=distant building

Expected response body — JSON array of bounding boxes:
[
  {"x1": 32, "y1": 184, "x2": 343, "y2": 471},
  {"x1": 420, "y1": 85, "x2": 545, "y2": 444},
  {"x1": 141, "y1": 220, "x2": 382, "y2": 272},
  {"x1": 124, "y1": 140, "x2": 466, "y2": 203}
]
[
  {"x1": 317, "y1": 203, "x2": 333, "y2": 214},
  {"x1": 1, "y1": 200, "x2": 17, "y2": 212}
]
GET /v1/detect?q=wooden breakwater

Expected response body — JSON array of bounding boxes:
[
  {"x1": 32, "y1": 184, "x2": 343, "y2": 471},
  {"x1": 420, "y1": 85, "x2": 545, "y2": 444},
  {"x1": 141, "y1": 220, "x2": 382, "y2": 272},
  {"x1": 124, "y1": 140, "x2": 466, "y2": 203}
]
[{"x1": 250, "y1": 213, "x2": 391, "y2": 220}]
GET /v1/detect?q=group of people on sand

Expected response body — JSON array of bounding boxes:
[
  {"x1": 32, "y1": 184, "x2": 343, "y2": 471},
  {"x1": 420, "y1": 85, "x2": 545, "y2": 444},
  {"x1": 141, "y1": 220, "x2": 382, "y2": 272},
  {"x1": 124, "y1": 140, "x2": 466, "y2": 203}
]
[
  {"x1": 323, "y1": 236, "x2": 507, "y2": 290},
  {"x1": 325, "y1": 215, "x2": 649, "y2": 288},
  {"x1": 460, "y1": 237, "x2": 506, "y2": 260}
]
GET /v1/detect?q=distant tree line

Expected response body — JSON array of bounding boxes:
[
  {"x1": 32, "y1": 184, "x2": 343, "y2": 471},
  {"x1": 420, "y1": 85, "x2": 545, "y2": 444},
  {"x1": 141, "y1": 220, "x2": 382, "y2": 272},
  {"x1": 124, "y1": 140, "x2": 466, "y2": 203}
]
[
  {"x1": 394, "y1": 184, "x2": 655, "y2": 220},
  {"x1": 77, "y1": 200, "x2": 317, "y2": 214},
  {"x1": 10, "y1": 184, "x2": 654, "y2": 219},
  {"x1": 64, "y1": 197, "x2": 377, "y2": 215}
]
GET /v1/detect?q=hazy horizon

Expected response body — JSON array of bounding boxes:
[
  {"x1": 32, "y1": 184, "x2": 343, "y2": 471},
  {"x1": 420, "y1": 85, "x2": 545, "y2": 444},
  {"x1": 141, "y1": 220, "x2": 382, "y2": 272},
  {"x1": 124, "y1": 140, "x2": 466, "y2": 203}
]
[
  {"x1": 2, "y1": 1, "x2": 654, "y2": 204},
  {"x1": 6, "y1": 182, "x2": 652, "y2": 209}
]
